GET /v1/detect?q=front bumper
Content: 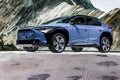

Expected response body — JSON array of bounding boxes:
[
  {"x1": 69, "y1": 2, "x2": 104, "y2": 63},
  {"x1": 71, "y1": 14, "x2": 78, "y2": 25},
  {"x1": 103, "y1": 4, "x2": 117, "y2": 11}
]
[
  {"x1": 16, "y1": 28, "x2": 47, "y2": 47},
  {"x1": 16, "y1": 39, "x2": 47, "y2": 47}
]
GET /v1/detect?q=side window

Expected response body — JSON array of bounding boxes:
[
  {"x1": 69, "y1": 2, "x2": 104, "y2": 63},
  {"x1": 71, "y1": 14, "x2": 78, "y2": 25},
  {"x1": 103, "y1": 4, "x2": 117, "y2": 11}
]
[
  {"x1": 86, "y1": 17, "x2": 101, "y2": 26},
  {"x1": 62, "y1": 18, "x2": 71, "y2": 23},
  {"x1": 71, "y1": 16, "x2": 85, "y2": 25}
]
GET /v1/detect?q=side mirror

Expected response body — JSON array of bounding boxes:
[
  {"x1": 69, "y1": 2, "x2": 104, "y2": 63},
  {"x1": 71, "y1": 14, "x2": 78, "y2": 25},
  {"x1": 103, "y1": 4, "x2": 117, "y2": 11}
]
[
  {"x1": 70, "y1": 22, "x2": 75, "y2": 25},
  {"x1": 69, "y1": 20, "x2": 80, "y2": 25},
  {"x1": 69, "y1": 20, "x2": 76, "y2": 25}
]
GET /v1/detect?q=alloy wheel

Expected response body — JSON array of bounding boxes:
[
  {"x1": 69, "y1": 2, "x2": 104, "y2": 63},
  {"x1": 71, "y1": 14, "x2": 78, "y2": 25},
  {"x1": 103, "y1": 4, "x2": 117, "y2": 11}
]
[
  {"x1": 49, "y1": 33, "x2": 66, "y2": 53},
  {"x1": 53, "y1": 34, "x2": 65, "y2": 52},
  {"x1": 100, "y1": 37, "x2": 111, "y2": 52}
]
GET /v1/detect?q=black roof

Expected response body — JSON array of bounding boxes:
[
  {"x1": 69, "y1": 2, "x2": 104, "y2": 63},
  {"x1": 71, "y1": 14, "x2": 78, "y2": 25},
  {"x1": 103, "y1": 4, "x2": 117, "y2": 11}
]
[
  {"x1": 71, "y1": 15, "x2": 98, "y2": 19},
  {"x1": 42, "y1": 15, "x2": 99, "y2": 24},
  {"x1": 55, "y1": 15, "x2": 99, "y2": 20}
]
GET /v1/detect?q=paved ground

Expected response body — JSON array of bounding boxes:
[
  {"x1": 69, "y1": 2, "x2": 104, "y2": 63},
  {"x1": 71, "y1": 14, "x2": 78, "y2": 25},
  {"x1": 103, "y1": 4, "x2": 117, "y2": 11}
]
[{"x1": 0, "y1": 51, "x2": 120, "y2": 80}]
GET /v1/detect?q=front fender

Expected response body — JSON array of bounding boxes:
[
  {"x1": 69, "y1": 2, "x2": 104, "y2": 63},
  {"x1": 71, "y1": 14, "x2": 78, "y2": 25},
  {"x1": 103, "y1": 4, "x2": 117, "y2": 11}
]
[{"x1": 45, "y1": 27, "x2": 69, "y2": 44}]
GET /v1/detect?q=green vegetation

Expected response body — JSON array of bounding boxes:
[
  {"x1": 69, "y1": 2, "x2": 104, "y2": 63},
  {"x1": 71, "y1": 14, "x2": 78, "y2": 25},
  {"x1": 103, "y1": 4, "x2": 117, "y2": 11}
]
[{"x1": 0, "y1": 35, "x2": 18, "y2": 51}]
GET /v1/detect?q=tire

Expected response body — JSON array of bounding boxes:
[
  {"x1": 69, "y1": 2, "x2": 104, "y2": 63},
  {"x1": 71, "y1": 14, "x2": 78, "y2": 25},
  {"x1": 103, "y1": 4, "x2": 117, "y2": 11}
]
[
  {"x1": 71, "y1": 47, "x2": 83, "y2": 52},
  {"x1": 98, "y1": 36, "x2": 111, "y2": 53},
  {"x1": 48, "y1": 33, "x2": 66, "y2": 53},
  {"x1": 23, "y1": 47, "x2": 39, "y2": 52}
]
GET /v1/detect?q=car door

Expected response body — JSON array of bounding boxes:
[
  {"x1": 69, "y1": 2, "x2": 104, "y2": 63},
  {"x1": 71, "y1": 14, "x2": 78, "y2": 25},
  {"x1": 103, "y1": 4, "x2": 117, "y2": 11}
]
[
  {"x1": 71, "y1": 16, "x2": 89, "y2": 45},
  {"x1": 85, "y1": 17, "x2": 102, "y2": 45}
]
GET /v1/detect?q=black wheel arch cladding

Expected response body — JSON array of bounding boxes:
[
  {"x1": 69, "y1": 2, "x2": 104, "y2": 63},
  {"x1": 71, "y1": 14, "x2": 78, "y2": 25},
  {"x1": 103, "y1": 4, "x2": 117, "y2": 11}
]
[
  {"x1": 45, "y1": 27, "x2": 69, "y2": 44},
  {"x1": 100, "y1": 32, "x2": 113, "y2": 45}
]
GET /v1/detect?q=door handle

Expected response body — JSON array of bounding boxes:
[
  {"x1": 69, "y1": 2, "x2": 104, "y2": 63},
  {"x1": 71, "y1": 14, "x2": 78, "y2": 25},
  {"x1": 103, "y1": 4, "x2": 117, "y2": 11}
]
[
  {"x1": 99, "y1": 29, "x2": 102, "y2": 32},
  {"x1": 84, "y1": 29, "x2": 88, "y2": 31}
]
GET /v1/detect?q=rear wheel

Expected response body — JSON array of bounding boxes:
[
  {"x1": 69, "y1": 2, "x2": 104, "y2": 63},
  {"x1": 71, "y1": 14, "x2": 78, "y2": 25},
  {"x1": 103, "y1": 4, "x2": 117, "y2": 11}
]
[
  {"x1": 48, "y1": 33, "x2": 66, "y2": 53},
  {"x1": 98, "y1": 37, "x2": 111, "y2": 53},
  {"x1": 71, "y1": 47, "x2": 83, "y2": 52},
  {"x1": 23, "y1": 47, "x2": 39, "y2": 52}
]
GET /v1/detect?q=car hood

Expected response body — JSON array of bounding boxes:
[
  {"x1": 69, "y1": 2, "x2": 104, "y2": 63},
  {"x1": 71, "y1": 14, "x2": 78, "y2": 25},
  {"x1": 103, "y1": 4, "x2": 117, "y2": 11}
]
[
  {"x1": 21, "y1": 23, "x2": 72, "y2": 30},
  {"x1": 35, "y1": 23, "x2": 71, "y2": 29}
]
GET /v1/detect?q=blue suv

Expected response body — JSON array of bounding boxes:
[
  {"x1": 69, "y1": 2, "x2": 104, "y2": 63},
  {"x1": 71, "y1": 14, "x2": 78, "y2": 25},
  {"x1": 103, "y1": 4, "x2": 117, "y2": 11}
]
[{"x1": 17, "y1": 15, "x2": 113, "y2": 53}]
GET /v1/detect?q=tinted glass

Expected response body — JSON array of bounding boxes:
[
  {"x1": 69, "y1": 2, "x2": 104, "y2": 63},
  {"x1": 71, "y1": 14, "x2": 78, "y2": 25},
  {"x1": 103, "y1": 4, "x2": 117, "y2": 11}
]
[
  {"x1": 43, "y1": 17, "x2": 70, "y2": 24},
  {"x1": 70, "y1": 16, "x2": 85, "y2": 25},
  {"x1": 86, "y1": 17, "x2": 101, "y2": 26}
]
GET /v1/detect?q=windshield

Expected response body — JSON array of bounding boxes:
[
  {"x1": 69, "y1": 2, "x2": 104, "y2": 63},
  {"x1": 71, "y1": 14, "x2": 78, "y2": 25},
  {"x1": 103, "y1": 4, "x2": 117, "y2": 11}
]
[{"x1": 42, "y1": 17, "x2": 70, "y2": 24}]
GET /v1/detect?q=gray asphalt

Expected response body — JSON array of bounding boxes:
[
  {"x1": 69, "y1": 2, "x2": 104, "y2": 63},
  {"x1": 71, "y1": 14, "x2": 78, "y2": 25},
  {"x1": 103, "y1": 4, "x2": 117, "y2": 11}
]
[{"x1": 0, "y1": 51, "x2": 120, "y2": 80}]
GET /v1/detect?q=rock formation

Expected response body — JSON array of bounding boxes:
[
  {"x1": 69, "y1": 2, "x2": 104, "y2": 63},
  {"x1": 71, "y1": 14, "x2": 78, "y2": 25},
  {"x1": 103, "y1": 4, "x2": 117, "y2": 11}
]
[
  {"x1": 102, "y1": 8, "x2": 120, "y2": 51},
  {"x1": 0, "y1": 0, "x2": 120, "y2": 51}
]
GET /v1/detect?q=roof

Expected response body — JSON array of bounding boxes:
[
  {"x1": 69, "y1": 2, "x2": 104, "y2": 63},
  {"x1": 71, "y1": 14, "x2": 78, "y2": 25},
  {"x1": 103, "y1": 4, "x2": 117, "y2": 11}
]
[{"x1": 71, "y1": 15, "x2": 98, "y2": 19}]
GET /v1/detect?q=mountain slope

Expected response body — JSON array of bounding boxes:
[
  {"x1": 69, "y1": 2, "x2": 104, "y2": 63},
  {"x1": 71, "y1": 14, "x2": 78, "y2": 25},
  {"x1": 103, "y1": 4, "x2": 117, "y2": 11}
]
[
  {"x1": 0, "y1": 0, "x2": 120, "y2": 51},
  {"x1": 102, "y1": 8, "x2": 120, "y2": 51}
]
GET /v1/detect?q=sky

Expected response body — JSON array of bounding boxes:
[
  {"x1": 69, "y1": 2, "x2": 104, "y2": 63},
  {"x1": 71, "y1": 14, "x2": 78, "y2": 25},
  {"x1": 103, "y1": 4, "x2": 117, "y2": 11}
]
[{"x1": 90, "y1": 0, "x2": 120, "y2": 12}]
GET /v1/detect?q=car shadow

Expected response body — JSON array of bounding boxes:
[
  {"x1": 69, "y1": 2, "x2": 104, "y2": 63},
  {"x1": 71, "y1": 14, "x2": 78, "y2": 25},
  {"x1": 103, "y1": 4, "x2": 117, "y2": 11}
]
[{"x1": 33, "y1": 50, "x2": 120, "y2": 53}]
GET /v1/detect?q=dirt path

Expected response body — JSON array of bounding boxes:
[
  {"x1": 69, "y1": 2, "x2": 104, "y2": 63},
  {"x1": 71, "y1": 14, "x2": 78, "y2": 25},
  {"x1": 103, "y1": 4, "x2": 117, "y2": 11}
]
[{"x1": 0, "y1": 51, "x2": 120, "y2": 80}]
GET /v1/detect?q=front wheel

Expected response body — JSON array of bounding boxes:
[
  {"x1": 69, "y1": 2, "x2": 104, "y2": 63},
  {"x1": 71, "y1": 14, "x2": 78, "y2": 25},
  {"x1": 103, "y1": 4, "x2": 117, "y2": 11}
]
[
  {"x1": 98, "y1": 37, "x2": 111, "y2": 53},
  {"x1": 23, "y1": 47, "x2": 39, "y2": 52},
  {"x1": 48, "y1": 33, "x2": 66, "y2": 53}
]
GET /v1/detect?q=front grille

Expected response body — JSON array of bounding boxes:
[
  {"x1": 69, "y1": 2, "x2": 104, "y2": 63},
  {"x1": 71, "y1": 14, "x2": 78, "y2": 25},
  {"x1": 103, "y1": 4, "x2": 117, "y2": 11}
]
[{"x1": 18, "y1": 30, "x2": 34, "y2": 39}]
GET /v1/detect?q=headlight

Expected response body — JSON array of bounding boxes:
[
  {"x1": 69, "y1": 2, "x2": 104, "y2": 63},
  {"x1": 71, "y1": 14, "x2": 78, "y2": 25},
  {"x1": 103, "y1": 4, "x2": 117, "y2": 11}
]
[{"x1": 40, "y1": 28, "x2": 52, "y2": 33}]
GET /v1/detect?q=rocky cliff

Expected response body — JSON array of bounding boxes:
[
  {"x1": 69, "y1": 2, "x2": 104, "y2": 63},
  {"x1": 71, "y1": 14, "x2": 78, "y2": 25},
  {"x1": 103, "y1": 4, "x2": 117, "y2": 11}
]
[
  {"x1": 0, "y1": 0, "x2": 120, "y2": 51},
  {"x1": 102, "y1": 8, "x2": 120, "y2": 51}
]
